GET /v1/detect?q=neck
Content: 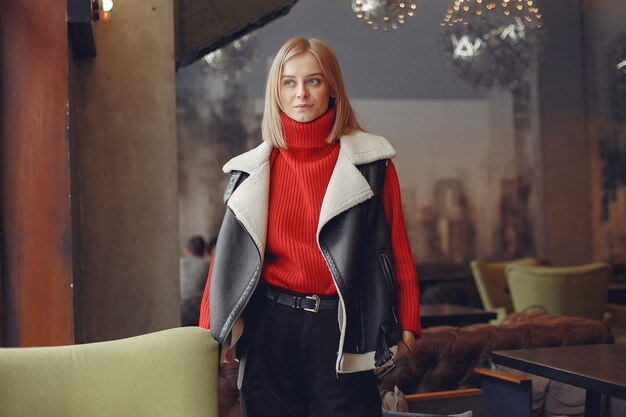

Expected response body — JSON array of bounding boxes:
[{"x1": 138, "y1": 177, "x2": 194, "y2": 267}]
[{"x1": 280, "y1": 107, "x2": 336, "y2": 149}]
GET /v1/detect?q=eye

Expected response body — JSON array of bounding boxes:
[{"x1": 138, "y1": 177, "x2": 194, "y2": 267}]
[
  {"x1": 307, "y1": 78, "x2": 321, "y2": 85},
  {"x1": 283, "y1": 80, "x2": 296, "y2": 87}
]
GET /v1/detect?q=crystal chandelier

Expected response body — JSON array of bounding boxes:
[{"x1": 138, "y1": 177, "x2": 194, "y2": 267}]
[
  {"x1": 202, "y1": 33, "x2": 259, "y2": 81},
  {"x1": 351, "y1": 0, "x2": 418, "y2": 31},
  {"x1": 440, "y1": 0, "x2": 544, "y2": 90}
]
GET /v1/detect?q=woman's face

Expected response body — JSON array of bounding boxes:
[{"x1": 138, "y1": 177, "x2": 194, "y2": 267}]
[{"x1": 279, "y1": 52, "x2": 332, "y2": 123}]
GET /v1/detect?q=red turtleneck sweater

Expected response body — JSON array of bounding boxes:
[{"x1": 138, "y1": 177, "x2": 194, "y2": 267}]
[{"x1": 199, "y1": 109, "x2": 421, "y2": 334}]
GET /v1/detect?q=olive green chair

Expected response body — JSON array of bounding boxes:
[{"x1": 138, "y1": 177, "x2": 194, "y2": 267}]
[
  {"x1": 470, "y1": 258, "x2": 540, "y2": 322},
  {"x1": 0, "y1": 327, "x2": 218, "y2": 417},
  {"x1": 606, "y1": 303, "x2": 626, "y2": 342},
  {"x1": 505, "y1": 262, "x2": 611, "y2": 321}
]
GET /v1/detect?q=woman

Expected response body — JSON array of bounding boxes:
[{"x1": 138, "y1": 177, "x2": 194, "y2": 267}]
[{"x1": 199, "y1": 37, "x2": 421, "y2": 417}]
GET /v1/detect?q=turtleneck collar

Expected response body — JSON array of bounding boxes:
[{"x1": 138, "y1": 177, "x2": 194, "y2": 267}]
[{"x1": 280, "y1": 107, "x2": 336, "y2": 149}]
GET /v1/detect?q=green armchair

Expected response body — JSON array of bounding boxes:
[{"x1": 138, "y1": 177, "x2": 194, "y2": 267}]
[
  {"x1": 505, "y1": 262, "x2": 611, "y2": 321},
  {"x1": 470, "y1": 258, "x2": 540, "y2": 322},
  {"x1": 606, "y1": 303, "x2": 626, "y2": 342},
  {"x1": 0, "y1": 327, "x2": 218, "y2": 417}
]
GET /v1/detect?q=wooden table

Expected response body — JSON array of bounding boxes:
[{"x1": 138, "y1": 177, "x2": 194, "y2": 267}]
[
  {"x1": 492, "y1": 343, "x2": 626, "y2": 417},
  {"x1": 420, "y1": 303, "x2": 497, "y2": 328}
]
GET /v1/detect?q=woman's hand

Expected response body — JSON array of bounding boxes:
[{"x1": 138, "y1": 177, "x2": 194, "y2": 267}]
[
  {"x1": 222, "y1": 345, "x2": 237, "y2": 363},
  {"x1": 395, "y1": 330, "x2": 416, "y2": 360},
  {"x1": 374, "y1": 330, "x2": 416, "y2": 377}
]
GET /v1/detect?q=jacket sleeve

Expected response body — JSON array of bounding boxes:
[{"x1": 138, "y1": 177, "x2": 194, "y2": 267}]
[
  {"x1": 198, "y1": 258, "x2": 214, "y2": 329},
  {"x1": 382, "y1": 160, "x2": 422, "y2": 336}
]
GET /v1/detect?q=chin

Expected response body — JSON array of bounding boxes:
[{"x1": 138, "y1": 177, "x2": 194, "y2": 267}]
[
  {"x1": 294, "y1": 112, "x2": 324, "y2": 123},
  {"x1": 288, "y1": 114, "x2": 313, "y2": 123}
]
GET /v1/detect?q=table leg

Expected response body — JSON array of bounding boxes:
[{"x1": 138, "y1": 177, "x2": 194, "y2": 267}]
[{"x1": 584, "y1": 390, "x2": 601, "y2": 417}]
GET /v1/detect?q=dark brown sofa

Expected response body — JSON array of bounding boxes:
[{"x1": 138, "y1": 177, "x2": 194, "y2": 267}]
[
  {"x1": 379, "y1": 313, "x2": 613, "y2": 394},
  {"x1": 217, "y1": 313, "x2": 614, "y2": 417}
]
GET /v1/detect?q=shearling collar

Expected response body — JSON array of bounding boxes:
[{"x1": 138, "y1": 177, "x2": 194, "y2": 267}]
[
  {"x1": 221, "y1": 131, "x2": 396, "y2": 258},
  {"x1": 222, "y1": 130, "x2": 396, "y2": 174}
]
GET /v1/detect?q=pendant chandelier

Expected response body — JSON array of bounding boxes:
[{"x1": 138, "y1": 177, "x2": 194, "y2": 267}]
[
  {"x1": 202, "y1": 33, "x2": 259, "y2": 81},
  {"x1": 351, "y1": 0, "x2": 418, "y2": 31},
  {"x1": 440, "y1": 0, "x2": 544, "y2": 90}
]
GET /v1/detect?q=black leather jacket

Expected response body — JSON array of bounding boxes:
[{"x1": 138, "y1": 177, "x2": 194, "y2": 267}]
[{"x1": 209, "y1": 132, "x2": 403, "y2": 373}]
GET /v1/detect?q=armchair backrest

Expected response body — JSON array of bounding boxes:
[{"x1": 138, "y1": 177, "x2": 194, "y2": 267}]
[
  {"x1": 470, "y1": 258, "x2": 540, "y2": 313},
  {"x1": 0, "y1": 327, "x2": 218, "y2": 417},
  {"x1": 505, "y1": 262, "x2": 612, "y2": 321}
]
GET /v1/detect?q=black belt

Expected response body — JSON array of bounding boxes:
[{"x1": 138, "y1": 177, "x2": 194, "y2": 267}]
[{"x1": 263, "y1": 285, "x2": 339, "y2": 313}]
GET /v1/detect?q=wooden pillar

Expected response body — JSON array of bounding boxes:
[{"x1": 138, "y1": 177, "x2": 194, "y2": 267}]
[{"x1": 0, "y1": 0, "x2": 74, "y2": 346}]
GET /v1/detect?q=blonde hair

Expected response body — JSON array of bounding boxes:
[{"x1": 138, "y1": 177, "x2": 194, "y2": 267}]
[{"x1": 261, "y1": 37, "x2": 363, "y2": 148}]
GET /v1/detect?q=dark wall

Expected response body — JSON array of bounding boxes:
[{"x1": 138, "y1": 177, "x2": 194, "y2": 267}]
[
  {"x1": 584, "y1": 0, "x2": 626, "y2": 261},
  {"x1": 535, "y1": 0, "x2": 592, "y2": 265}
]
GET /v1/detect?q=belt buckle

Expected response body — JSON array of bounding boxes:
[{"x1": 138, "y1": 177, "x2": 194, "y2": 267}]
[{"x1": 304, "y1": 294, "x2": 320, "y2": 313}]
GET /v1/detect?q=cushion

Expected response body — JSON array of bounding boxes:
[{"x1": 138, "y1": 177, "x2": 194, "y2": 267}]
[
  {"x1": 543, "y1": 380, "x2": 585, "y2": 417},
  {"x1": 0, "y1": 327, "x2": 218, "y2": 417}
]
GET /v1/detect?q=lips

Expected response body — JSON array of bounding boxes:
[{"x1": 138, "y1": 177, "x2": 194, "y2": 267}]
[{"x1": 295, "y1": 104, "x2": 313, "y2": 108}]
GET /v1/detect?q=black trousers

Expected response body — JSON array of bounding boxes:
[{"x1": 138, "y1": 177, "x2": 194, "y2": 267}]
[{"x1": 238, "y1": 288, "x2": 383, "y2": 417}]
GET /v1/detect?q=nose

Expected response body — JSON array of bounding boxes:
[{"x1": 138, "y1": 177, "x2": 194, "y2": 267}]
[{"x1": 296, "y1": 84, "x2": 309, "y2": 99}]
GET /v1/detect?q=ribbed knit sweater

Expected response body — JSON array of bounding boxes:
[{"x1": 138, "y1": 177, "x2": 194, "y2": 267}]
[{"x1": 199, "y1": 108, "x2": 421, "y2": 334}]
